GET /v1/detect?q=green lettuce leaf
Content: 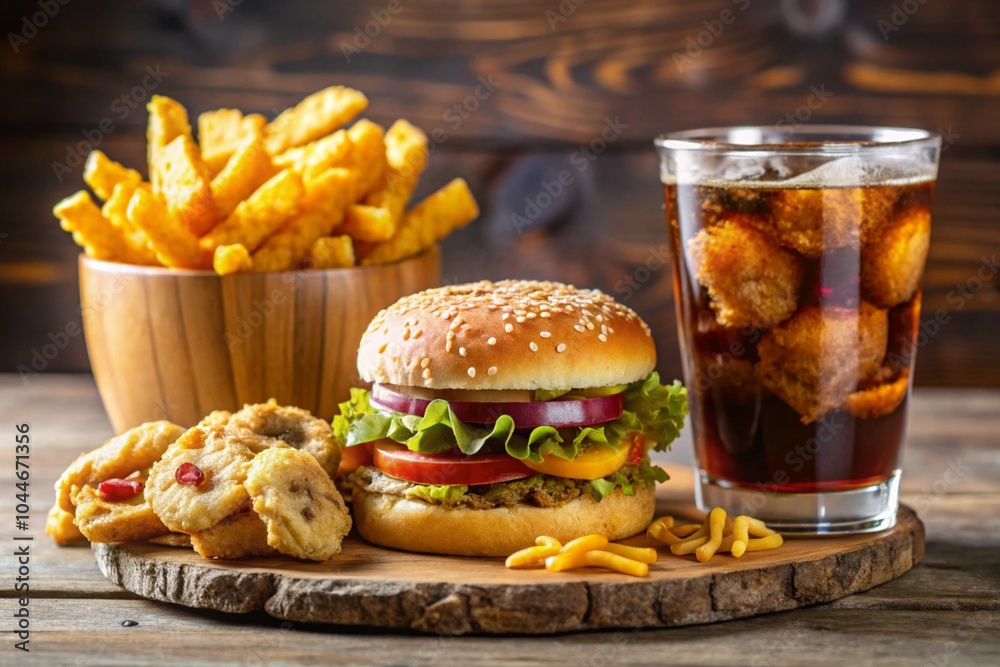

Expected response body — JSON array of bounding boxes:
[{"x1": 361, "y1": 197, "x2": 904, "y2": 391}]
[
  {"x1": 405, "y1": 483, "x2": 469, "y2": 504},
  {"x1": 337, "y1": 372, "x2": 688, "y2": 464}
]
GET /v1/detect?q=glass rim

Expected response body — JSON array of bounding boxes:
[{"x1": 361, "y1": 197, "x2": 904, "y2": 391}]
[{"x1": 655, "y1": 125, "x2": 941, "y2": 155}]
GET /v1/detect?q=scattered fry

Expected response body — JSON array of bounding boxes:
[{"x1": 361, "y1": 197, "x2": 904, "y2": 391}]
[
  {"x1": 507, "y1": 533, "x2": 649, "y2": 577},
  {"x1": 602, "y1": 543, "x2": 657, "y2": 565},
  {"x1": 559, "y1": 534, "x2": 609, "y2": 554},
  {"x1": 583, "y1": 550, "x2": 650, "y2": 577},
  {"x1": 648, "y1": 509, "x2": 783, "y2": 561},
  {"x1": 505, "y1": 539, "x2": 563, "y2": 569}
]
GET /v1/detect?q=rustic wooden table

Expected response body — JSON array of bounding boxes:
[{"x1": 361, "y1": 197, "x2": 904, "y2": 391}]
[{"x1": 4, "y1": 374, "x2": 998, "y2": 666}]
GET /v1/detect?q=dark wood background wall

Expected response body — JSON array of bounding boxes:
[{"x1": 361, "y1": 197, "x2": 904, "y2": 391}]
[{"x1": 1, "y1": 0, "x2": 998, "y2": 387}]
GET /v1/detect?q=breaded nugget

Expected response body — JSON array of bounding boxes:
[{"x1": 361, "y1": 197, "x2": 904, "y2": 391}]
[
  {"x1": 146, "y1": 427, "x2": 256, "y2": 534},
  {"x1": 688, "y1": 219, "x2": 804, "y2": 328},
  {"x1": 245, "y1": 448, "x2": 352, "y2": 561},
  {"x1": 190, "y1": 510, "x2": 277, "y2": 559},
  {"x1": 742, "y1": 186, "x2": 899, "y2": 258},
  {"x1": 885, "y1": 292, "x2": 921, "y2": 373},
  {"x1": 45, "y1": 504, "x2": 86, "y2": 546},
  {"x1": 55, "y1": 421, "x2": 186, "y2": 513},
  {"x1": 229, "y1": 400, "x2": 340, "y2": 477},
  {"x1": 73, "y1": 484, "x2": 169, "y2": 543},
  {"x1": 861, "y1": 206, "x2": 931, "y2": 308},
  {"x1": 149, "y1": 533, "x2": 193, "y2": 548},
  {"x1": 843, "y1": 369, "x2": 910, "y2": 419},
  {"x1": 757, "y1": 301, "x2": 888, "y2": 423}
]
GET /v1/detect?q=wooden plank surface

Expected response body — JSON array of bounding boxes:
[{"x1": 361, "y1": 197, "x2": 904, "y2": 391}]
[{"x1": 1, "y1": 374, "x2": 998, "y2": 661}]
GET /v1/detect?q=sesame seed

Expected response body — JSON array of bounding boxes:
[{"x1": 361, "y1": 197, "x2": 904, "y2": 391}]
[
  {"x1": 608, "y1": 326, "x2": 615, "y2": 334},
  {"x1": 421, "y1": 357, "x2": 430, "y2": 368},
  {"x1": 459, "y1": 347, "x2": 467, "y2": 357},
  {"x1": 468, "y1": 367, "x2": 476, "y2": 378},
  {"x1": 574, "y1": 325, "x2": 585, "y2": 333},
  {"x1": 587, "y1": 322, "x2": 595, "y2": 330},
  {"x1": 488, "y1": 337, "x2": 496, "y2": 345},
  {"x1": 596, "y1": 315, "x2": 604, "y2": 322},
  {"x1": 598, "y1": 334, "x2": 607, "y2": 342},
  {"x1": 529, "y1": 341, "x2": 538, "y2": 352},
  {"x1": 487, "y1": 366, "x2": 497, "y2": 376},
  {"x1": 556, "y1": 343, "x2": 566, "y2": 353},
  {"x1": 601, "y1": 324, "x2": 608, "y2": 335},
  {"x1": 446, "y1": 340, "x2": 453, "y2": 352},
  {"x1": 516, "y1": 316, "x2": 526, "y2": 323},
  {"x1": 541, "y1": 312, "x2": 551, "y2": 318},
  {"x1": 505, "y1": 323, "x2": 514, "y2": 333},
  {"x1": 539, "y1": 331, "x2": 551, "y2": 338},
  {"x1": 413, "y1": 329, "x2": 423, "y2": 339},
  {"x1": 502, "y1": 313, "x2": 510, "y2": 320},
  {"x1": 403, "y1": 329, "x2": 411, "y2": 340},
  {"x1": 447, "y1": 331, "x2": 456, "y2": 340},
  {"x1": 423, "y1": 368, "x2": 432, "y2": 379},
  {"x1": 527, "y1": 312, "x2": 537, "y2": 319},
  {"x1": 378, "y1": 343, "x2": 387, "y2": 353}
]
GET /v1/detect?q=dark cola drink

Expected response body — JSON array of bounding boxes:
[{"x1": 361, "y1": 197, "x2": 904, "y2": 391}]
[{"x1": 665, "y1": 174, "x2": 937, "y2": 530}]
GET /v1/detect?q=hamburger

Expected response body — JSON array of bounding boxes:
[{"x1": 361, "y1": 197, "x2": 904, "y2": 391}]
[{"x1": 334, "y1": 280, "x2": 687, "y2": 557}]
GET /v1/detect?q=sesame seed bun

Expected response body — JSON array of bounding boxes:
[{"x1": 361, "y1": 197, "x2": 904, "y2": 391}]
[
  {"x1": 357, "y1": 280, "x2": 656, "y2": 390},
  {"x1": 351, "y1": 483, "x2": 656, "y2": 557}
]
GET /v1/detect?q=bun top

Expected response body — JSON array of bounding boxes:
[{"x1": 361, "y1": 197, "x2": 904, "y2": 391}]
[{"x1": 357, "y1": 280, "x2": 656, "y2": 390}]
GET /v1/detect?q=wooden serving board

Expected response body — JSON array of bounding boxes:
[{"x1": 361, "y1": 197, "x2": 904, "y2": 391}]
[{"x1": 92, "y1": 466, "x2": 925, "y2": 635}]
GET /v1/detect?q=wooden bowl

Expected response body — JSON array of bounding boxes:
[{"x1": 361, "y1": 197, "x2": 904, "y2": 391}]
[{"x1": 79, "y1": 247, "x2": 441, "y2": 433}]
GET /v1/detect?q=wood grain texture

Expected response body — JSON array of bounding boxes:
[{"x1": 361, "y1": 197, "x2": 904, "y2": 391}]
[
  {"x1": 79, "y1": 248, "x2": 440, "y2": 431},
  {"x1": 89, "y1": 466, "x2": 924, "y2": 635}
]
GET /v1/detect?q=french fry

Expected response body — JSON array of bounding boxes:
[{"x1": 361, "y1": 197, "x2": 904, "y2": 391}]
[
  {"x1": 127, "y1": 188, "x2": 210, "y2": 269},
  {"x1": 274, "y1": 129, "x2": 351, "y2": 180},
  {"x1": 544, "y1": 549, "x2": 590, "y2": 572},
  {"x1": 147, "y1": 95, "x2": 192, "y2": 194},
  {"x1": 695, "y1": 507, "x2": 727, "y2": 563},
  {"x1": 213, "y1": 244, "x2": 252, "y2": 275},
  {"x1": 745, "y1": 534, "x2": 784, "y2": 551},
  {"x1": 263, "y1": 86, "x2": 368, "y2": 155},
  {"x1": 603, "y1": 543, "x2": 657, "y2": 565},
  {"x1": 559, "y1": 534, "x2": 609, "y2": 554},
  {"x1": 198, "y1": 108, "x2": 267, "y2": 174},
  {"x1": 101, "y1": 182, "x2": 160, "y2": 265},
  {"x1": 535, "y1": 536, "x2": 561, "y2": 549},
  {"x1": 158, "y1": 135, "x2": 219, "y2": 236},
  {"x1": 54, "y1": 191, "x2": 146, "y2": 264},
  {"x1": 251, "y1": 168, "x2": 356, "y2": 272},
  {"x1": 647, "y1": 518, "x2": 682, "y2": 546},
  {"x1": 670, "y1": 535, "x2": 709, "y2": 556},
  {"x1": 745, "y1": 516, "x2": 777, "y2": 537},
  {"x1": 671, "y1": 524, "x2": 702, "y2": 538},
  {"x1": 341, "y1": 119, "x2": 428, "y2": 242},
  {"x1": 210, "y1": 135, "x2": 275, "y2": 219},
  {"x1": 305, "y1": 235, "x2": 355, "y2": 269},
  {"x1": 361, "y1": 178, "x2": 479, "y2": 265},
  {"x1": 83, "y1": 150, "x2": 141, "y2": 202},
  {"x1": 583, "y1": 550, "x2": 649, "y2": 577},
  {"x1": 731, "y1": 515, "x2": 750, "y2": 558},
  {"x1": 200, "y1": 169, "x2": 304, "y2": 253},
  {"x1": 344, "y1": 119, "x2": 387, "y2": 198},
  {"x1": 505, "y1": 542, "x2": 563, "y2": 569}
]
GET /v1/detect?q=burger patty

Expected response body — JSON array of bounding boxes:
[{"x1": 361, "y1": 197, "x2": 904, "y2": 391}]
[{"x1": 349, "y1": 465, "x2": 647, "y2": 510}]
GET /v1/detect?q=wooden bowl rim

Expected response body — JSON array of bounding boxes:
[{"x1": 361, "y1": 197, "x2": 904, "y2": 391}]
[{"x1": 78, "y1": 245, "x2": 440, "y2": 277}]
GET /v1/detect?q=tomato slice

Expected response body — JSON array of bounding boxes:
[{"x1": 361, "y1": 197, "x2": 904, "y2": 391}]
[
  {"x1": 520, "y1": 436, "x2": 634, "y2": 480},
  {"x1": 337, "y1": 443, "x2": 374, "y2": 477},
  {"x1": 370, "y1": 383, "x2": 623, "y2": 429},
  {"x1": 372, "y1": 441, "x2": 535, "y2": 486}
]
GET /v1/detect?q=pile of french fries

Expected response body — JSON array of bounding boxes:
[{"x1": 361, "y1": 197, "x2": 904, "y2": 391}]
[
  {"x1": 506, "y1": 534, "x2": 657, "y2": 577},
  {"x1": 53, "y1": 86, "x2": 479, "y2": 274},
  {"x1": 647, "y1": 508, "x2": 784, "y2": 563}
]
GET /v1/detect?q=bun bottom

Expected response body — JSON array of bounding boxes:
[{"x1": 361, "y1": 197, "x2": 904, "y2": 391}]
[{"x1": 352, "y1": 484, "x2": 656, "y2": 557}]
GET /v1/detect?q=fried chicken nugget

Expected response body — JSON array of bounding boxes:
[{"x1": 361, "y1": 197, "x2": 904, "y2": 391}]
[
  {"x1": 757, "y1": 301, "x2": 888, "y2": 423},
  {"x1": 688, "y1": 219, "x2": 805, "y2": 328},
  {"x1": 843, "y1": 368, "x2": 910, "y2": 419},
  {"x1": 885, "y1": 292, "x2": 922, "y2": 373},
  {"x1": 55, "y1": 421, "x2": 186, "y2": 513},
  {"x1": 861, "y1": 206, "x2": 931, "y2": 308},
  {"x1": 190, "y1": 510, "x2": 277, "y2": 559},
  {"x1": 146, "y1": 427, "x2": 258, "y2": 534},
  {"x1": 73, "y1": 484, "x2": 168, "y2": 543},
  {"x1": 742, "y1": 186, "x2": 900, "y2": 258},
  {"x1": 228, "y1": 400, "x2": 341, "y2": 477},
  {"x1": 45, "y1": 503, "x2": 86, "y2": 546},
  {"x1": 245, "y1": 448, "x2": 352, "y2": 561}
]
